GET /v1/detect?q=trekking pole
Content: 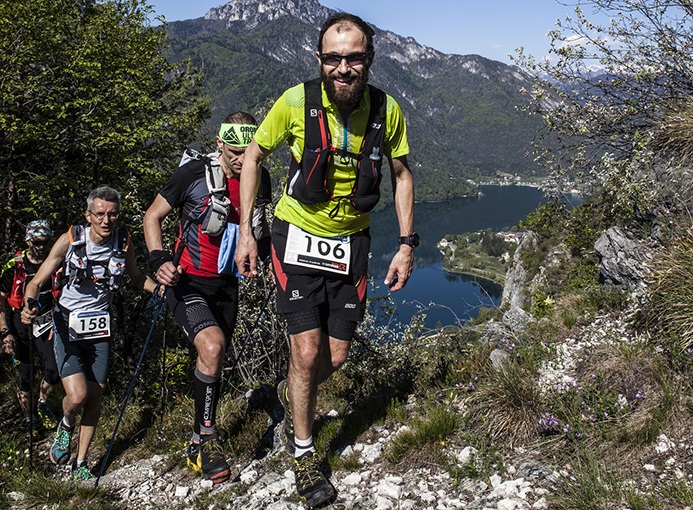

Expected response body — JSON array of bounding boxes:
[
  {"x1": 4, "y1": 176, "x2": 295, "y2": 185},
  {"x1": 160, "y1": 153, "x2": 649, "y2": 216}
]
[
  {"x1": 226, "y1": 289, "x2": 274, "y2": 370},
  {"x1": 221, "y1": 286, "x2": 275, "y2": 390},
  {"x1": 26, "y1": 298, "x2": 40, "y2": 465},
  {"x1": 159, "y1": 310, "x2": 167, "y2": 422},
  {"x1": 95, "y1": 284, "x2": 166, "y2": 487},
  {"x1": 28, "y1": 333, "x2": 34, "y2": 465}
]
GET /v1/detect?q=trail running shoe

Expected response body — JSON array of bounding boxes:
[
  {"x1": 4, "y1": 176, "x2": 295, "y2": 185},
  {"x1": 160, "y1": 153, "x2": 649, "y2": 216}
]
[
  {"x1": 24, "y1": 416, "x2": 41, "y2": 440},
  {"x1": 293, "y1": 451, "x2": 335, "y2": 508},
  {"x1": 37, "y1": 401, "x2": 58, "y2": 430},
  {"x1": 277, "y1": 379, "x2": 295, "y2": 454},
  {"x1": 186, "y1": 432, "x2": 230, "y2": 484},
  {"x1": 72, "y1": 462, "x2": 95, "y2": 481},
  {"x1": 49, "y1": 421, "x2": 73, "y2": 465}
]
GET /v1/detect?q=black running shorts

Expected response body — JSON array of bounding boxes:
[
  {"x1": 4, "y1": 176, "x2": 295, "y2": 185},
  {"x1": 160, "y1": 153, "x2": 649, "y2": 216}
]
[
  {"x1": 10, "y1": 310, "x2": 60, "y2": 390},
  {"x1": 271, "y1": 217, "x2": 369, "y2": 323},
  {"x1": 164, "y1": 273, "x2": 238, "y2": 345}
]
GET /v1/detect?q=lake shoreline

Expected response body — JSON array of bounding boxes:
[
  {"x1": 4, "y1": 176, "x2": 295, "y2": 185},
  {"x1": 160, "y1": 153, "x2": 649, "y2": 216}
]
[
  {"x1": 442, "y1": 266, "x2": 506, "y2": 285},
  {"x1": 368, "y1": 186, "x2": 546, "y2": 327}
]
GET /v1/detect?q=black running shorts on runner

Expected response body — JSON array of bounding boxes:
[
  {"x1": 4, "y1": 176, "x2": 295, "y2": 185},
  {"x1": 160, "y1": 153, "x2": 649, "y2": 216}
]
[
  {"x1": 164, "y1": 273, "x2": 238, "y2": 345},
  {"x1": 10, "y1": 310, "x2": 60, "y2": 390},
  {"x1": 271, "y1": 217, "x2": 370, "y2": 322}
]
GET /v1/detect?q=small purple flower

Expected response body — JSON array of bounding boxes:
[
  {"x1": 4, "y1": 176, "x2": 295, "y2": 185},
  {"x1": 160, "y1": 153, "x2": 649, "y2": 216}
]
[{"x1": 539, "y1": 412, "x2": 559, "y2": 431}]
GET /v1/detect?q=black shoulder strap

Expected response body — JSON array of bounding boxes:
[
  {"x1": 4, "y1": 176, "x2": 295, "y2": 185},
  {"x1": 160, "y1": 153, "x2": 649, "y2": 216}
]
[
  {"x1": 67, "y1": 225, "x2": 89, "y2": 284},
  {"x1": 113, "y1": 228, "x2": 130, "y2": 255},
  {"x1": 357, "y1": 85, "x2": 387, "y2": 161},
  {"x1": 303, "y1": 78, "x2": 329, "y2": 152},
  {"x1": 304, "y1": 78, "x2": 323, "y2": 107},
  {"x1": 365, "y1": 84, "x2": 387, "y2": 143}
]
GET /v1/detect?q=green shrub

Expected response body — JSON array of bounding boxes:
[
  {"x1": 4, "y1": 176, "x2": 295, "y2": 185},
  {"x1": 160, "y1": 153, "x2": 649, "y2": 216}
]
[
  {"x1": 517, "y1": 200, "x2": 567, "y2": 242},
  {"x1": 531, "y1": 291, "x2": 554, "y2": 318}
]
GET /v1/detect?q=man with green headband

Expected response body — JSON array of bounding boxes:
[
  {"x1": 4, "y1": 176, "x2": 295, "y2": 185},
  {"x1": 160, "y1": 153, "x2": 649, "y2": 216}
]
[{"x1": 143, "y1": 111, "x2": 271, "y2": 484}]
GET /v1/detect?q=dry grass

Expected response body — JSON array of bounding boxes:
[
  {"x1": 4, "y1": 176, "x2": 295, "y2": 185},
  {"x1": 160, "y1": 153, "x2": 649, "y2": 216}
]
[
  {"x1": 463, "y1": 361, "x2": 541, "y2": 447},
  {"x1": 656, "y1": 99, "x2": 693, "y2": 164},
  {"x1": 647, "y1": 231, "x2": 693, "y2": 349}
]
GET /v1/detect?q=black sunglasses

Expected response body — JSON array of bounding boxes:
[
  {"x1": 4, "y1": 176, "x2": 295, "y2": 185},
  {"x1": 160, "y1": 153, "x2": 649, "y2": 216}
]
[{"x1": 319, "y1": 52, "x2": 371, "y2": 67}]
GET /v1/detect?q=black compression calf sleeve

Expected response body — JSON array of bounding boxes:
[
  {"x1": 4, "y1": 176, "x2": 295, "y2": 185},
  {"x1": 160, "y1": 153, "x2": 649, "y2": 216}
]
[{"x1": 193, "y1": 368, "x2": 220, "y2": 435}]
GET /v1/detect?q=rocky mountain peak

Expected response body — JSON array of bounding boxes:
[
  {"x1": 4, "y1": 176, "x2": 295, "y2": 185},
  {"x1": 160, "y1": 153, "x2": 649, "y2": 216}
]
[
  {"x1": 203, "y1": 0, "x2": 440, "y2": 63},
  {"x1": 204, "y1": 0, "x2": 332, "y2": 28},
  {"x1": 168, "y1": 0, "x2": 546, "y2": 188}
]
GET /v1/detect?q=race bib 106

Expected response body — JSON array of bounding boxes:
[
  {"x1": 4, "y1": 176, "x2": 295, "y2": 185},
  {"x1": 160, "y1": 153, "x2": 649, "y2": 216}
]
[
  {"x1": 285, "y1": 224, "x2": 351, "y2": 275},
  {"x1": 68, "y1": 310, "x2": 111, "y2": 341}
]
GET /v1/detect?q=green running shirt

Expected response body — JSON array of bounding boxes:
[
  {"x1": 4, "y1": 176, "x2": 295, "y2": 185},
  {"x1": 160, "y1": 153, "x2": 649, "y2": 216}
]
[{"x1": 255, "y1": 81, "x2": 410, "y2": 237}]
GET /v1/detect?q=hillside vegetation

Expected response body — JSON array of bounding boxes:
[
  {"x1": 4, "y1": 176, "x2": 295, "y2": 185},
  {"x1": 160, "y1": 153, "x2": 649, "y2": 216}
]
[{"x1": 4, "y1": 1, "x2": 693, "y2": 509}]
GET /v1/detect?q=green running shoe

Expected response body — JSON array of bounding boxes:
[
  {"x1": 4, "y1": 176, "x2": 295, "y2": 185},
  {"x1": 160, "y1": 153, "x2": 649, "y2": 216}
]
[
  {"x1": 293, "y1": 451, "x2": 335, "y2": 508},
  {"x1": 186, "y1": 432, "x2": 231, "y2": 484},
  {"x1": 37, "y1": 401, "x2": 58, "y2": 430},
  {"x1": 277, "y1": 379, "x2": 295, "y2": 454},
  {"x1": 24, "y1": 416, "x2": 41, "y2": 440},
  {"x1": 72, "y1": 462, "x2": 95, "y2": 481},
  {"x1": 49, "y1": 421, "x2": 73, "y2": 465}
]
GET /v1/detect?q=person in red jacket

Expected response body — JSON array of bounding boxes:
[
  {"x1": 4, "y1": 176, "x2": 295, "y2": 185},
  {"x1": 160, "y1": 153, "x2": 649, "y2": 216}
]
[{"x1": 0, "y1": 220, "x2": 60, "y2": 432}]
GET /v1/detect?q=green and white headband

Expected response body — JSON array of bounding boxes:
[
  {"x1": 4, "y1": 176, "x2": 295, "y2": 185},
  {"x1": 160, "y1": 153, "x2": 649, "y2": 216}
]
[{"x1": 218, "y1": 123, "x2": 257, "y2": 147}]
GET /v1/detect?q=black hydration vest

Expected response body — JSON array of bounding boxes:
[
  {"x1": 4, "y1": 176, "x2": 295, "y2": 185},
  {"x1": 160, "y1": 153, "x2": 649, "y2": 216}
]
[{"x1": 286, "y1": 79, "x2": 387, "y2": 214}]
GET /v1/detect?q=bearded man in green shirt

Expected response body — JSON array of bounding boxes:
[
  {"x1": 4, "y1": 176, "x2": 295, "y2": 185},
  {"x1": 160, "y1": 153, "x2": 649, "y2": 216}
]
[{"x1": 236, "y1": 12, "x2": 417, "y2": 507}]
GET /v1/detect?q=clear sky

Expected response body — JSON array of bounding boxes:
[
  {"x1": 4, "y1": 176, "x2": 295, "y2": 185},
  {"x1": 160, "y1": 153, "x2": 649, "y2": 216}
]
[{"x1": 147, "y1": 0, "x2": 591, "y2": 65}]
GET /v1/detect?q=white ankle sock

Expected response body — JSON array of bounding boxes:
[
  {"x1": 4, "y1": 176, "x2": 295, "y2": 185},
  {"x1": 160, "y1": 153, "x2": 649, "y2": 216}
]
[{"x1": 294, "y1": 436, "x2": 315, "y2": 457}]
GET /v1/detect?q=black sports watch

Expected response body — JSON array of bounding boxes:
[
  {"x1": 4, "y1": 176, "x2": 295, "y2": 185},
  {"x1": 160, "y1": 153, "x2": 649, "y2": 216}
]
[{"x1": 399, "y1": 232, "x2": 420, "y2": 248}]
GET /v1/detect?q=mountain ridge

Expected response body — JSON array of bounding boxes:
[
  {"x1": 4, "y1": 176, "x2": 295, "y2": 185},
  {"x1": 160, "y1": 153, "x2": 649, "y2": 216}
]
[{"x1": 164, "y1": 0, "x2": 547, "y2": 201}]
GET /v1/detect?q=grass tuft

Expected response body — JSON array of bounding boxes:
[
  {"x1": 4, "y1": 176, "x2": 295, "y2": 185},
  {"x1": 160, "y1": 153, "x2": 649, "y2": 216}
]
[
  {"x1": 464, "y1": 361, "x2": 541, "y2": 447},
  {"x1": 385, "y1": 406, "x2": 456, "y2": 464}
]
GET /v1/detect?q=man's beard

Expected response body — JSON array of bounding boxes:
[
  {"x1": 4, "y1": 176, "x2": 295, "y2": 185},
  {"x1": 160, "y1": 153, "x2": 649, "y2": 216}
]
[{"x1": 322, "y1": 67, "x2": 369, "y2": 111}]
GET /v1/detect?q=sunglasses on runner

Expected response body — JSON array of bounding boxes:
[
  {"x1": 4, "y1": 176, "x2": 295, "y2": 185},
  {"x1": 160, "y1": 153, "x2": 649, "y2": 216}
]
[{"x1": 319, "y1": 52, "x2": 371, "y2": 67}]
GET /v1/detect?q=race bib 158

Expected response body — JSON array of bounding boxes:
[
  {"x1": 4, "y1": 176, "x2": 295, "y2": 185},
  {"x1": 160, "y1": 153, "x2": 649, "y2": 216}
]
[{"x1": 68, "y1": 310, "x2": 111, "y2": 341}]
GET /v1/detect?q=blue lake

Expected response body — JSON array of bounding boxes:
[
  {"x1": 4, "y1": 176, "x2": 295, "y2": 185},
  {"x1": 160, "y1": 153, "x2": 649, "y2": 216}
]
[{"x1": 367, "y1": 185, "x2": 554, "y2": 328}]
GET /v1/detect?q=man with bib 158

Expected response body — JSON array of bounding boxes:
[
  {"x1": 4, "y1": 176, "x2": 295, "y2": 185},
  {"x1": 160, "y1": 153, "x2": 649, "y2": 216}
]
[
  {"x1": 235, "y1": 12, "x2": 418, "y2": 507},
  {"x1": 22, "y1": 186, "x2": 158, "y2": 481}
]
